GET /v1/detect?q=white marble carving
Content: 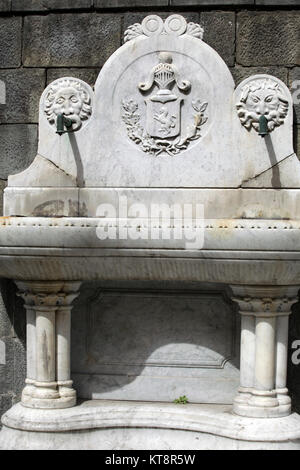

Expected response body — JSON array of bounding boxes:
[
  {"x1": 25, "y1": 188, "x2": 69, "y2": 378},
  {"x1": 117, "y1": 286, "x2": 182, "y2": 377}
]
[
  {"x1": 236, "y1": 76, "x2": 289, "y2": 133},
  {"x1": 124, "y1": 14, "x2": 204, "y2": 43},
  {"x1": 1, "y1": 401, "x2": 300, "y2": 450},
  {"x1": 16, "y1": 281, "x2": 81, "y2": 409},
  {"x1": 122, "y1": 52, "x2": 208, "y2": 155},
  {"x1": 43, "y1": 78, "x2": 93, "y2": 132},
  {"x1": 1, "y1": 13, "x2": 300, "y2": 451},
  {"x1": 230, "y1": 286, "x2": 299, "y2": 418},
  {"x1": 4, "y1": 19, "x2": 297, "y2": 191}
]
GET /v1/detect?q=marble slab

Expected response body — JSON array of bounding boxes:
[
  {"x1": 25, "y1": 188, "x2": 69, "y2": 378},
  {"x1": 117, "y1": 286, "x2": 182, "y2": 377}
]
[
  {"x1": 1, "y1": 401, "x2": 300, "y2": 449},
  {"x1": 5, "y1": 187, "x2": 300, "y2": 218},
  {"x1": 4, "y1": 15, "x2": 298, "y2": 195},
  {"x1": 71, "y1": 287, "x2": 239, "y2": 403}
]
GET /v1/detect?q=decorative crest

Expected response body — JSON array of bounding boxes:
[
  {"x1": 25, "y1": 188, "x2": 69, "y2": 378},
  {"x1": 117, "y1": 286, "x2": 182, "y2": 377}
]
[
  {"x1": 124, "y1": 14, "x2": 204, "y2": 43},
  {"x1": 121, "y1": 52, "x2": 208, "y2": 156},
  {"x1": 138, "y1": 52, "x2": 191, "y2": 94}
]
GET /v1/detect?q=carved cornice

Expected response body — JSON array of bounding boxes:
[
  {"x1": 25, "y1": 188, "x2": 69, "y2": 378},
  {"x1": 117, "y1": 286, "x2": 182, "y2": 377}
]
[{"x1": 3, "y1": 217, "x2": 300, "y2": 231}]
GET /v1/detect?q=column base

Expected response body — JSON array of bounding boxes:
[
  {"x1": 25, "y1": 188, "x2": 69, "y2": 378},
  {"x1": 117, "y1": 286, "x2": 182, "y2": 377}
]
[
  {"x1": 233, "y1": 388, "x2": 291, "y2": 418},
  {"x1": 22, "y1": 395, "x2": 76, "y2": 409},
  {"x1": 233, "y1": 402, "x2": 290, "y2": 418},
  {"x1": 21, "y1": 381, "x2": 76, "y2": 409},
  {"x1": 276, "y1": 388, "x2": 292, "y2": 406},
  {"x1": 248, "y1": 389, "x2": 279, "y2": 408},
  {"x1": 21, "y1": 379, "x2": 36, "y2": 401},
  {"x1": 233, "y1": 386, "x2": 253, "y2": 405}
]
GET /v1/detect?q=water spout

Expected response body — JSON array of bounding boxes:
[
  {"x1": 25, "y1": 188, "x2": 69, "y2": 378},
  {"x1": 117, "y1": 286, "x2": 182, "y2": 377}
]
[
  {"x1": 258, "y1": 115, "x2": 269, "y2": 137},
  {"x1": 56, "y1": 113, "x2": 73, "y2": 136}
]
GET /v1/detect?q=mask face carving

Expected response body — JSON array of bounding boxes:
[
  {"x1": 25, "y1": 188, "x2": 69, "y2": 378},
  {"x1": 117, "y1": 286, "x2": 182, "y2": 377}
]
[
  {"x1": 44, "y1": 79, "x2": 92, "y2": 131},
  {"x1": 236, "y1": 78, "x2": 289, "y2": 133}
]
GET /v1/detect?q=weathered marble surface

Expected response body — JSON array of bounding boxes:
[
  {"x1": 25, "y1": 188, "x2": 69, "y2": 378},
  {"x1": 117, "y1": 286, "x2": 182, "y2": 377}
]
[
  {"x1": 1, "y1": 13, "x2": 300, "y2": 450},
  {"x1": 4, "y1": 15, "x2": 298, "y2": 201},
  {"x1": 71, "y1": 287, "x2": 239, "y2": 403},
  {"x1": 5, "y1": 187, "x2": 300, "y2": 218},
  {"x1": 1, "y1": 401, "x2": 300, "y2": 450},
  {"x1": 3, "y1": 217, "x2": 300, "y2": 252}
]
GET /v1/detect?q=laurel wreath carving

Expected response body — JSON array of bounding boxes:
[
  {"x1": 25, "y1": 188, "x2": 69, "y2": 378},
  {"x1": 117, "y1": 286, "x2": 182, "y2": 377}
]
[{"x1": 121, "y1": 99, "x2": 208, "y2": 156}]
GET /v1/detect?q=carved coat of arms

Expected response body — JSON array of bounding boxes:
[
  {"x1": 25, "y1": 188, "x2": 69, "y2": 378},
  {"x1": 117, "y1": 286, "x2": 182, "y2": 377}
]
[{"x1": 122, "y1": 52, "x2": 208, "y2": 156}]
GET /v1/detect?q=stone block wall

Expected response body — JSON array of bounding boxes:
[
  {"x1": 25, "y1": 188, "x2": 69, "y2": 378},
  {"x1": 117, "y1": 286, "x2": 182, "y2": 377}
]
[{"x1": 0, "y1": 0, "x2": 300, "y2": 419}]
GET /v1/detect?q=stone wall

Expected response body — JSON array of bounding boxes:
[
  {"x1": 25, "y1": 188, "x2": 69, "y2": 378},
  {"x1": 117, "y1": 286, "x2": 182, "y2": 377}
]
[{"x1": 0, "y1": 0, "x2": 300, "y2": 419}]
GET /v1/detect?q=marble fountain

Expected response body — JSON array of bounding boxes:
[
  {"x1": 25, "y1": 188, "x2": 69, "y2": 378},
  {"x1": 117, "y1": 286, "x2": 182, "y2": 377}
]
[{"x1": 1, "y1": 14, "x2": 300, "y2": 449}]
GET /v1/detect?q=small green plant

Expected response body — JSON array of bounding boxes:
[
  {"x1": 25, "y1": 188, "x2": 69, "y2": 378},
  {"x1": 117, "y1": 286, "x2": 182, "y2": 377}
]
[{"x1": 173, "y1": 395, "x2": 189, "y2": 404}]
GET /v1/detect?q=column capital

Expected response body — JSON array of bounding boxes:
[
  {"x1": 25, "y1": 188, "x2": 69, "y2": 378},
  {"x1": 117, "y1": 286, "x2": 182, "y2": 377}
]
[
  {"x1": 229, "y1": 285, "x2": 299, "y2": 317},
  {"x1": 15, "y1": 281, "x2": 81, "y2": 308}
]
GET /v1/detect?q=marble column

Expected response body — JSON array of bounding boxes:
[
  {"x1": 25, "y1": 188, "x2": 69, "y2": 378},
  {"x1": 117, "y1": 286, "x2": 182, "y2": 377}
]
[
  {"x1": 230, "y1": 285, "x2": 299, "y2": 418},
  {"x1": 16, "y1": 281, "x2": 81, "y2": 409},
  {"x1": 233, "y1": 313, "x2": 256, "y2": 407},
  {"x1": 275, "y1": 314, "x2": 291, "y2": 412}
]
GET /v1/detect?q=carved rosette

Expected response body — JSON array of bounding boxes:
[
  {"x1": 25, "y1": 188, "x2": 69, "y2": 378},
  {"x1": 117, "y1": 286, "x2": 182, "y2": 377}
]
[
  {"x1": 236, "y1": 76, "x2": 289, "y2": 134},
  {"x1": 43, "y1": 77, "x2": 93, "y2": 132},
  {"x1": 124, "y1": 14, "x2": 204, "y2": 43}
]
